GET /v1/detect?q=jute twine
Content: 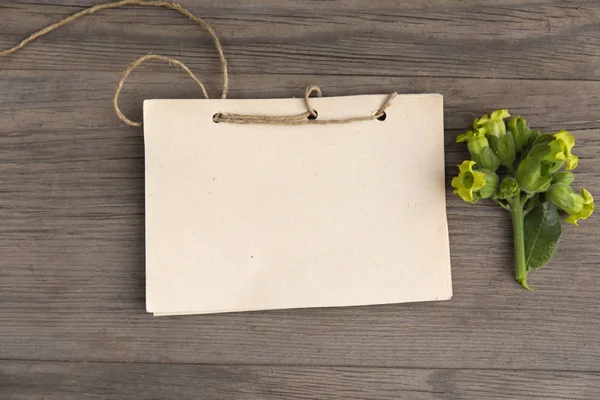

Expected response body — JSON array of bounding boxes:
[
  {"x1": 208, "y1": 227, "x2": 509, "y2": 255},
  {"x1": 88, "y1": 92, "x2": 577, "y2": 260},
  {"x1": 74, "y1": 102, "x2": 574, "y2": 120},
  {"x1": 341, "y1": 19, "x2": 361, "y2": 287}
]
[{"x1": 0, "y1": 0, "x2": 397, "y2": 127}]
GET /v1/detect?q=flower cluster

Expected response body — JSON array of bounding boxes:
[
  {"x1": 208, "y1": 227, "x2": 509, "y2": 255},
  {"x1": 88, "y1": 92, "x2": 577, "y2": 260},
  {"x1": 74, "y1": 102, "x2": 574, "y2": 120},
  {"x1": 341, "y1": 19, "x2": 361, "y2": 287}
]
[
  {"x1": 452, "y1": 110, "x2": 594, "y2": 289},
  {"x1": 452, "y1": 110, "x2": 593, "y2": 225}
]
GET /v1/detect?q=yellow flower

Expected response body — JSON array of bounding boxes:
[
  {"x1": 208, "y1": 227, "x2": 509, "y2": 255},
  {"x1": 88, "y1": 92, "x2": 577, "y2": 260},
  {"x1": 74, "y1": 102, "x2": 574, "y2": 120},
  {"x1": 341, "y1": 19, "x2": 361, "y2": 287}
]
[
  {"x1": 548, "y1": 130, "x2": 578, "y2": 170},
  {"x1": 546, "y1": 184, "x2": 594, "y2": 226},
  {"x1": 474, "y1": 109, "x2": 510, "y2": 138},
  {"x1": 456, "y1": 129, "x2": 500, "y2": 171},
  {"x1": 566, "y1": 189, "x2": 595, "y2": 226},
  {"x1": 452, "y1": 161, "x2": 489, "y2": 203}
]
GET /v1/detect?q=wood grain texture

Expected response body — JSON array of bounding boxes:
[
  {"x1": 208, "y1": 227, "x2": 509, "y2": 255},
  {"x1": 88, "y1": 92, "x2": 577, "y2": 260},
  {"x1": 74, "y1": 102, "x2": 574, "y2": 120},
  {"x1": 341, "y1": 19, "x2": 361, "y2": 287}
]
[
  {"x1": 1, "y1": 73, "x2": 599, "y2": 369},
  {"x1": 1, "y1": 1, "x2": 599, "y2": 80},
  {"x1": 1, "y1": 0, "x2": 599, "y2": 398},
  {"x1": 2, "y1": 361, "x2": 600, "y2": 400}
]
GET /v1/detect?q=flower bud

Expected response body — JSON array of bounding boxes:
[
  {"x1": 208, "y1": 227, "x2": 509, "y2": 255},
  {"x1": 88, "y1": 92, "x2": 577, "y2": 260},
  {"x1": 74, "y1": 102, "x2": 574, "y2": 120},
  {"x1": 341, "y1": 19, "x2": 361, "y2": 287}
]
[
  {"x1": 507, "y1": 116, "x2": 534, "y2": 152},
  {"x1": 487, "y1": 131, "x2": 516, "y2": 168},
  {"x1": 451, "y1": 160, "x2": 497, "y2": 203},
  {"x1": 478, "y1": 169, "x2": 499, "y2": 199},
  {"x1": 515, "y1": 157, "x2": 552, "y2": 194},
  {"x1": 456, "y1": 129, "x2": 500, "y2": 171},
  {"x1": 498, "y1": 177, "x2": 520, "y2": 199},
  {"x1": 552, "y1": 171, "x2": 574, "y2": 185},
  {"x1": 528, "y1": 134, "x2": 554, "y2": 156},
  {"x1": 529, "y1": 128, "x2": 541, "y2": 145},
  {"x1": 474, "y1": 109, "x2": 510, "y2": 138}
]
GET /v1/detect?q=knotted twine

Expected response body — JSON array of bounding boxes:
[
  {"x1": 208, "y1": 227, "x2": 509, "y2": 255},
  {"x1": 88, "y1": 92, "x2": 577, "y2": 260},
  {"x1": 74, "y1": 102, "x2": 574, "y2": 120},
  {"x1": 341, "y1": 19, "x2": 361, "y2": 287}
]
[{"x1": 0, "y1": 0, "x2": 397, "y2": 127}]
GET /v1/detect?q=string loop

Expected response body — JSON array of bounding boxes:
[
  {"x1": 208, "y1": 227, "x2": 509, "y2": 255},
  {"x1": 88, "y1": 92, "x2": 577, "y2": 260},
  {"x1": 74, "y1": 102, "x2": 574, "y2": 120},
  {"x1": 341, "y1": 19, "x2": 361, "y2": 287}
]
[
  {"x1": 304, "y1": 85, "x2": 322, "y2": 118},
  {"x1": 114, "y1": 54, "x2": 209, "y2": 127},
  {"x1": 214, "y1": 86, "x2": 398, "y2": 125},
  {"x1": 1, "y1": 0, "x2": 398, "y2": 127}
]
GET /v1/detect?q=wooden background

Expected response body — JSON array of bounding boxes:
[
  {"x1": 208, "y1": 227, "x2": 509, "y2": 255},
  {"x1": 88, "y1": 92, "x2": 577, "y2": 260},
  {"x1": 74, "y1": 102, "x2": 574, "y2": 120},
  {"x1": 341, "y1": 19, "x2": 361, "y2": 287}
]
[{"x1": 1, "y1": 1, "x2": 599, "y2": 398}]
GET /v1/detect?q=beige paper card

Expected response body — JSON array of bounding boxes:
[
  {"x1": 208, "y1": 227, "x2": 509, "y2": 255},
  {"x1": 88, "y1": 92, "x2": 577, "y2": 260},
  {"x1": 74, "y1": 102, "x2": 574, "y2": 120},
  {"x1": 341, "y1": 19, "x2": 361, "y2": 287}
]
[{"x1": 143, "y1": 93, "x2": 451, "y2": 316}]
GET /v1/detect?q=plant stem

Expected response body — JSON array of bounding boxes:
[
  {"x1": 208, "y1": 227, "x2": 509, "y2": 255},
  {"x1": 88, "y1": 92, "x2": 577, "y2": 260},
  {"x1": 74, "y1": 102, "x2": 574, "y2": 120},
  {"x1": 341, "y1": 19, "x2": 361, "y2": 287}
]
[
  {"x1": 510, "y1": 194, "x2": 531, "y2": 290},
  {"x1": 493, "y1": 198, "x2": 511, "y2": 211}
]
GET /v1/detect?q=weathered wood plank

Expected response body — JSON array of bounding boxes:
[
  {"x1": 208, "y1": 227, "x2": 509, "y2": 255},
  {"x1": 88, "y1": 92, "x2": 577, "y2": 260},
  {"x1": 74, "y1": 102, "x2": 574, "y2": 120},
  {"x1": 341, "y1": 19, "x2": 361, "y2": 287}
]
[
  {"x1": 2, "y1": 361, "x2": 599, "y2": 400},
  {"x1": 0, "y1": 0, "x2": 599, "y2": 80},
  {"x1": 1, "y1": 0, "x2": 599, "y2": 377}
]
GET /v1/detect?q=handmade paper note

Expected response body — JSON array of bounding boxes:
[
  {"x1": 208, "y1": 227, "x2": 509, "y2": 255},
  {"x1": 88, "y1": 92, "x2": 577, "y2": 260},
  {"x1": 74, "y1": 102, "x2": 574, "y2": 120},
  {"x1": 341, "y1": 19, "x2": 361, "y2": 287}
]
[{"x1": 143, "y1": 93, "x2": 451, "y2": 316}]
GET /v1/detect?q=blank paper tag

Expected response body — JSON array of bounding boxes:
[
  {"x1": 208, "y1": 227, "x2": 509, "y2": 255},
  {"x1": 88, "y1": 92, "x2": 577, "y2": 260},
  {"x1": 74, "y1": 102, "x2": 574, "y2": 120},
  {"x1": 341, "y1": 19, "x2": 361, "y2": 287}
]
[{"x1": 143, "y1": 93, "x2": 451, "y2": 316}]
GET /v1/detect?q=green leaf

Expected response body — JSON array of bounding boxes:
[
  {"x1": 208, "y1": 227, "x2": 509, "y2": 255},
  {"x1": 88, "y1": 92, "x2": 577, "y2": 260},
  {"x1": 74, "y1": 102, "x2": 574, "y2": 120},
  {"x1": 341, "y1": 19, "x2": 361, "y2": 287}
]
[{"x1": 524, "y1": 202, "x2": 561, "y2": 270}]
